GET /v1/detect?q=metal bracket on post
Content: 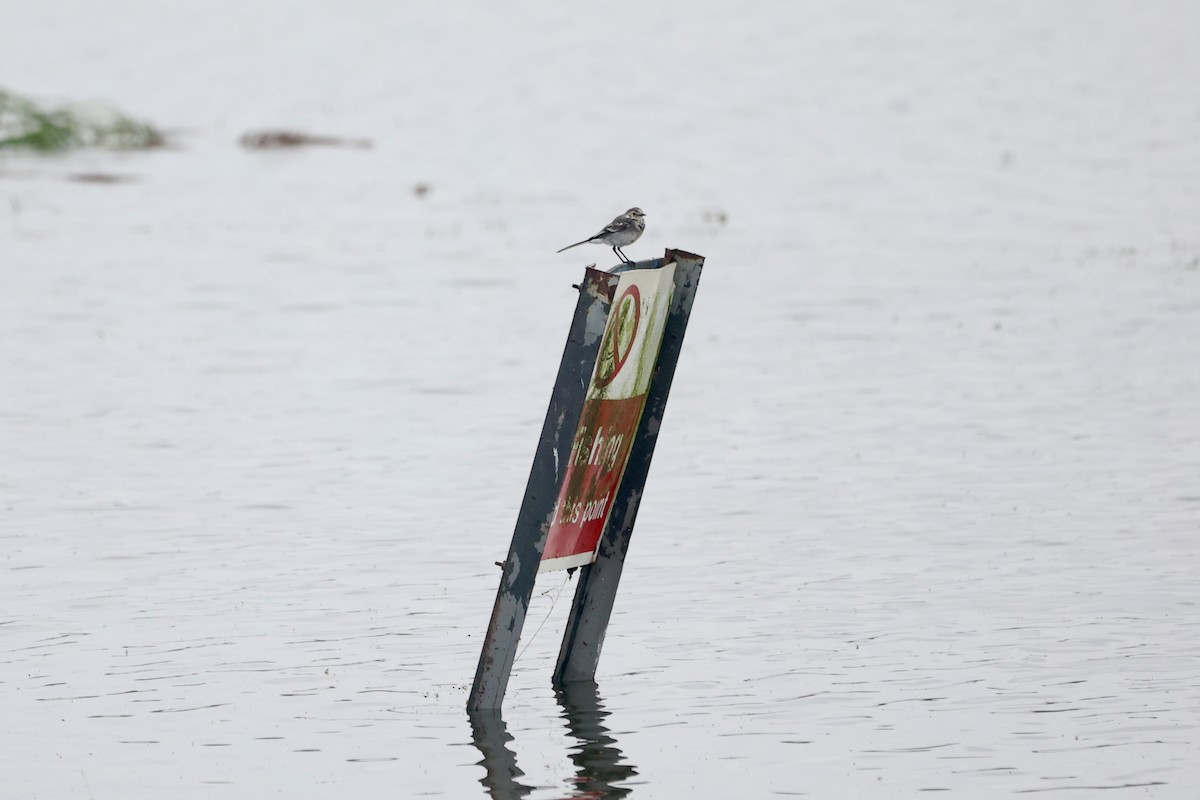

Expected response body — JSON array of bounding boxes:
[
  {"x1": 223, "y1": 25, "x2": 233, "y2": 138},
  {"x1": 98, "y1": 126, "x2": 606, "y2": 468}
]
[{"x1": 553, "y1": 250, "x2": 704, "y2": 686}]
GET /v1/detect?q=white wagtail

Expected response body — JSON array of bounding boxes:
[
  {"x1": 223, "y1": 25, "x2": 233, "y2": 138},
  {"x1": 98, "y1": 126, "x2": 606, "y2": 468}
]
[{"x1": 557, "y1": 208, "x2": 646, "y2": 265}]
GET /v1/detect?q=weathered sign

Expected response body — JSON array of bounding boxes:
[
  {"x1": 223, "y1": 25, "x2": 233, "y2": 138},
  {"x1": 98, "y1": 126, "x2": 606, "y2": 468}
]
[
  {"x1": 468, "y1": 251, "x2": 703, "y2": 712},
  {"x1": 539, "y1": 264, "x2": 677, "y2": 573}
]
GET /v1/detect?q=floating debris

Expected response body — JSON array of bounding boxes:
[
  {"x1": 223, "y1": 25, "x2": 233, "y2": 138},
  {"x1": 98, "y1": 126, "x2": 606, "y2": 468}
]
[
  {"x1": 238, "y1": 130, "x2": 373, "y2": 150},
  {"x1": 0, "y1": 88, "x2": 166, "y2": 152},
  {"x1": 68, "y1": 172, "x2": 136, "y2": 184}
]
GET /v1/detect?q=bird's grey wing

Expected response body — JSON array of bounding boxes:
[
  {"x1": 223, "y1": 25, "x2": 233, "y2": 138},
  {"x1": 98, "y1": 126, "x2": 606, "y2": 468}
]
[
  {"x1": 601, "y1": 218, "x2": 634, "y2": 235},
  {"x1": 558, "y1": 214, "x2": 636, "y2": 252}
]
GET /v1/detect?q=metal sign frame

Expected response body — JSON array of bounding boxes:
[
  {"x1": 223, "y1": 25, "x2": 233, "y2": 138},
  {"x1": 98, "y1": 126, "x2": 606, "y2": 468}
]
[{"x1": 468, "y1": 250, "x2": 704, "y2": 712}]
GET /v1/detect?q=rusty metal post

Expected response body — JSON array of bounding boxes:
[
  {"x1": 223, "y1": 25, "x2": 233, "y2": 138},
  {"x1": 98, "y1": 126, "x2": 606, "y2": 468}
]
[
  {"x1": 468, "y1": 267, "x2": 620, "y2": 712},
  {"x1": 553, "y1": 251, "x2": 704, "y2": 685}
]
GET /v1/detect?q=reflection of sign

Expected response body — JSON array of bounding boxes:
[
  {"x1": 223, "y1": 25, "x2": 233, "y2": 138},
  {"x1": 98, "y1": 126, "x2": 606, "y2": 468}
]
[{"x1": 540, "y1": 265, "x2": 676, "y2": 573}]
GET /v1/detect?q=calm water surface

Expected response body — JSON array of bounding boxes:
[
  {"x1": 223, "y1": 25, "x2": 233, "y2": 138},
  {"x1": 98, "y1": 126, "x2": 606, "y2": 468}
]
[{"x1": 2, "y1": 2, "x2": 1199, "y2": 797}]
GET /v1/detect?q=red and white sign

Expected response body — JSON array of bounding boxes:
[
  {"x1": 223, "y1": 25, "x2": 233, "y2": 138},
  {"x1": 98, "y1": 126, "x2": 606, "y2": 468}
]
[{"x1": 540, "y1": 264, "x2": 677, "y2": 573}]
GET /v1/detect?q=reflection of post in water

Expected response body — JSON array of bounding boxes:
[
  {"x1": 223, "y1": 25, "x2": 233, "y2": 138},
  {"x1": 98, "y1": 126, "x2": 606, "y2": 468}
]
[
  {"x1": 468, "y1": 684, "x2": 637, "y2": 800},
  {"x1": 468, "y1": 709, "x2": 533, "y2": 800},
  {"x1": 556, "y1": 681, "x2": 638, "y2": 799}
]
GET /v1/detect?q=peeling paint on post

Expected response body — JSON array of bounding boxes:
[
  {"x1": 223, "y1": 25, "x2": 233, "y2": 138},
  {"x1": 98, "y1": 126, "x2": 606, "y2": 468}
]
[
  {"x1": 554, "y1": 250, "x2": 704, "y2": 686},
  {"x1": 467, "y1": 267, "x2": 619, "y2": 712}
]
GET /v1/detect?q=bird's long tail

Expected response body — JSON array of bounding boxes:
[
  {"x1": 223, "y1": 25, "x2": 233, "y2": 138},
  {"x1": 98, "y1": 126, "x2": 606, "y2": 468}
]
[{"x1": 556, "y1": 237, "x2": 595, "y2": 253}]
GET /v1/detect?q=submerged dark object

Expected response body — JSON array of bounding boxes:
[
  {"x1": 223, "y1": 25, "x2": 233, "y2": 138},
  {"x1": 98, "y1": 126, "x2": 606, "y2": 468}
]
[{"x1": 238, "y1": 130, "x2": 372, "y2": 150}]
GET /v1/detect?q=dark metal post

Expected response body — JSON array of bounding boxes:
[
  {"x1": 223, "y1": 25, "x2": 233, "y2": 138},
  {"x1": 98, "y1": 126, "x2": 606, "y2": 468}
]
[
  {"x1": 553, "y1": 251, "x2": 704, "y2": 685},
  {"x1": 468, "y1": 267, "x2": 619, "y2": 712}
]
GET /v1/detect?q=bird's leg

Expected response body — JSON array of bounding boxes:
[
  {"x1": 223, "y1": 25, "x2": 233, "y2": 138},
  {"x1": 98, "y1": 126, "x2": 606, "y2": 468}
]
[{"x1": 614, "y1": 246, "x2": 632, "y2": 265}]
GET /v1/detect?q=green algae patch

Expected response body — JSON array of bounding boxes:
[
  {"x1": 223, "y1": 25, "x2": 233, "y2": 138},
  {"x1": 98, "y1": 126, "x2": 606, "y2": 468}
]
[{"x1": 0, "y1": 89, "x2": 166, "y2": 152}]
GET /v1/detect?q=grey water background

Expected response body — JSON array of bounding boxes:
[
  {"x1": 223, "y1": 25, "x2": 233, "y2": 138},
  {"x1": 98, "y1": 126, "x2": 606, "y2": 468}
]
[{"x1": 2, "y1": 1, "x2": 1199, "y2": 797}]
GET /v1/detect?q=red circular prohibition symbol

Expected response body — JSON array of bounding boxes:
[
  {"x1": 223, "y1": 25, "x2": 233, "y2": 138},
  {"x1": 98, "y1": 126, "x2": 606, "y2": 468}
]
[{"x1": 595, "y1": 284, "x2": 641, "y2": 388}]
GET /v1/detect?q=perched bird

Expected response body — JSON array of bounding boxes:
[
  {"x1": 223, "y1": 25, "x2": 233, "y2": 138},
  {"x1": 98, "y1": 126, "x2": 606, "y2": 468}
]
[{"x1": 557, "y1": 208, "x2": 646, "y2": 265}]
